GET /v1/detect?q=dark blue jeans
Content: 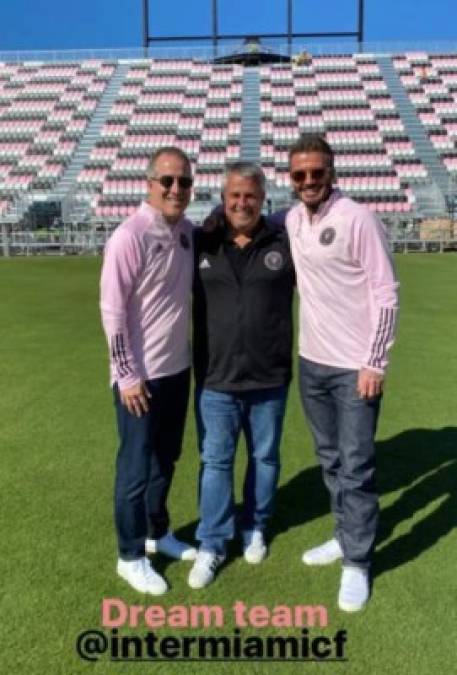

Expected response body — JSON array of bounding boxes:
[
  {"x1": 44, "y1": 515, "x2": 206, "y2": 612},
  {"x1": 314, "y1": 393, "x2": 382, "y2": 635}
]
[
  {"x1": 298, "y1": 357, "x2": 381, "y2": 569},
  {"x1": 113, "y1": 368, "x2": 190, "y2": 560},
  {"x1": 195, "y1": 386, "x2": 288, "y2": 556}
]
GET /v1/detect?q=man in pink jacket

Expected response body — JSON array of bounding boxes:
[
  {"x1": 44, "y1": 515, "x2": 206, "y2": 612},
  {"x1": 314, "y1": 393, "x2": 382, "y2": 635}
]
[
  {"x1": 100, "y1": 147, "x2": 197, "y2": 595},
  {"x1": 286, "y1": 134, "x2": 399, "y2": 612}
]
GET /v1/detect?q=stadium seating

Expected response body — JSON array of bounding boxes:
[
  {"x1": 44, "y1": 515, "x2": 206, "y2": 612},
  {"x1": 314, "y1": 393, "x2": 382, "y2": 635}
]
[
  {"x1": 0, "y1": 60, "x2": 115, "y2": 202},
  {"x1": 393, "y1": 52, "x2": 457, "y2": 176},
  {"x1": 258, "y1": 55, "x2": 426, "y2": 212},
  {"x1": 77, "y1": 60, "x2": 243, "y2": 217},
  {"x1": 1, "y1": 51, "x2": 456, "y2": 223}
]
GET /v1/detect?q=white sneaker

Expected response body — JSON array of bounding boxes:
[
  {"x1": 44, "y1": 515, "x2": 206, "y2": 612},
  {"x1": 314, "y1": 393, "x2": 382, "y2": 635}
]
[
  {"x1": 117, "y1": 557, "x2": 168, "y2": 595},
  {"x1": 188, "y1": 551, "x2": 225, "y2": 589},
  {"x1": 145, "y1": 532, "x2": 197, "y2": 561},
  {"x1": 243, "y1": 530, "x2": 267, "y2": 564},
  {"x1": 338, "y1": 566, "x2": 370, "y2": 612},
  {"x1": 302, "y1": 538, "x2": 343, "y2": 566}
]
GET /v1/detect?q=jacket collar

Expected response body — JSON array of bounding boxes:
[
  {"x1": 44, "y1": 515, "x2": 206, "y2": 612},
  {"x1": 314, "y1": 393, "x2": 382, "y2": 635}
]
[
  {"x1": 138, "y1": 201, "x2": 185, "y2": 234},
  {"x1": 298, "y1": 188, "x2": 343, "y2": 226}
]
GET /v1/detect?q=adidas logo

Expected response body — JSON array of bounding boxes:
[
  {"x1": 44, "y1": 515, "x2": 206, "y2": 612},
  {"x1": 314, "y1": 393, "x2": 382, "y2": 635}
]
[{"x1": 199, "y1": 258, "x2": 211, "y2": 269}]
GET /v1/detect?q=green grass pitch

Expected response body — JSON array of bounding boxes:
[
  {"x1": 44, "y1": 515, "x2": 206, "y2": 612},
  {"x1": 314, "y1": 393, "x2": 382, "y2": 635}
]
[{"x1": 1, "y1": 254, "x2": 456, "y2": 674}]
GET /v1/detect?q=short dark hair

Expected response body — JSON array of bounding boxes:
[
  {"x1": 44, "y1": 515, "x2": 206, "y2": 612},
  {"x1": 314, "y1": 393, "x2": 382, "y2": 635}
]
[
  {"x1": 146, "y1": 146, "x2": 191, "y2": 178},
  {"x1": 288, "y1": 134, "x2": 334, "y2": 167}
]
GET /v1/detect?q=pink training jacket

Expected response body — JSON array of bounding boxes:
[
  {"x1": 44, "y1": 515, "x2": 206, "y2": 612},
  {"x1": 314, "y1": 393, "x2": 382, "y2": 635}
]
[
  {"x1": 100, "y1": 201, "x2": 194, "y2": 390},
  {"x1": 286, "y1": 189, "x2": 399, "y2": 374}
]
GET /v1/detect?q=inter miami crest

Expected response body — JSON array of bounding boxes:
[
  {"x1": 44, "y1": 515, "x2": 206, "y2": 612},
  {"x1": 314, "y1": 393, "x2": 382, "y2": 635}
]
[
  {"x1": 319, "y1": 227, "x2": 336, "y2": 246},
  {"x1": 180, "y1": 233, "x2": 190, "y2": 250},
  {"x1": 264, "y1": 251, "x2": 284, "y2": 271}
]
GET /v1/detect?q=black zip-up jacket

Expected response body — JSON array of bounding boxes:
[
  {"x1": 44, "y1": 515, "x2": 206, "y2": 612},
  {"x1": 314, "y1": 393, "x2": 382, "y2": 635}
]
[{"x1": 193, "y1": 218, "x2": 295, "y2": 391}]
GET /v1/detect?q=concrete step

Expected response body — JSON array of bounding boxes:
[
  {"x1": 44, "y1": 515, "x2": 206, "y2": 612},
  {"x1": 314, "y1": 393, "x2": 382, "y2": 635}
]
[
  {"x1": 377, "y1": 54, "x2": 450, "y2": 210},
  {"x1": 240, "y1": 67, "x2": 261, "y2": 164},
  {"x1": 15, "y1": 62, "x2": 130, "y2": 224},
  {"x1": 50, "y1": 62, "x2": 130, "y2": 201}
]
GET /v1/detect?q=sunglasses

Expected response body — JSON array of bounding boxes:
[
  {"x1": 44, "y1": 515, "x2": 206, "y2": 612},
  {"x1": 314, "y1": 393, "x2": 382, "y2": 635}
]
[
  {"x1": 290, "y1": 168, "x2": 328, "y2": 182},
  {"x1": 149, "y1": 175, "x2": 193, "y2": 189}
]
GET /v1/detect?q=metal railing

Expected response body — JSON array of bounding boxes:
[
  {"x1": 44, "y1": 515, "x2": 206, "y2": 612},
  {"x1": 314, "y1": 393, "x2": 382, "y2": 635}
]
[
  {"x1": 2, "y1": 224, "x2": 456, "y2": 257},
  {"x1": 1, "y1": 40, "x2": 457, "y2": 63}
]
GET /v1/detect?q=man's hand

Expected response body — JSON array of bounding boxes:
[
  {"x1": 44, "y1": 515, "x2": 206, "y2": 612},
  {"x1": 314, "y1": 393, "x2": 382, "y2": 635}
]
[
  {"x1": 357, "y1": 368, "x2": 384, "y2": 399},
  {"x1": 120, "y1": 381, "x2": 152, "y2": 417}
]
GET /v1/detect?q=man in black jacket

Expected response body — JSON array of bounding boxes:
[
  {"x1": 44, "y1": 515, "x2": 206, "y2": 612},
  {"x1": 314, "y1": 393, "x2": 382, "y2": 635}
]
[{"x1": 188, "y1": 162, "x2": 295, "y2": 589}]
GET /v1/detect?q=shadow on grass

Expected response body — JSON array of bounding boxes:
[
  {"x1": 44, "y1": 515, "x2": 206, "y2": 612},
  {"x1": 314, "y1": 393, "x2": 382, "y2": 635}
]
[
  {"x1": 373, "y1": 426, "x2": 457, "y2": 578},
  {"x1": 168, "y1": 426, "x2": 457, "y2": 580}
]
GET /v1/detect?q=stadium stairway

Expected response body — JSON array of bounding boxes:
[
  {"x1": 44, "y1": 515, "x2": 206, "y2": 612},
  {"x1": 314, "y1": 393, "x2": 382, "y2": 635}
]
[
  {"x1": 377, "y1": 56, "x2": 448, "y2": 218},
  {"x1": 47, "y1": 62, "x2": 131, "y2": 219},
  {"x1": 240, "y1": 68, "x2": 261, "y2": 163}
]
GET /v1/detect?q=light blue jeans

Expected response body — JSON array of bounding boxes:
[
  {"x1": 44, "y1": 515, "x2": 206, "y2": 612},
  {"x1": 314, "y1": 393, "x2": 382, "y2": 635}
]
[{"x1": 195, "y1": 386, "x2": 288, "y2": 555}]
